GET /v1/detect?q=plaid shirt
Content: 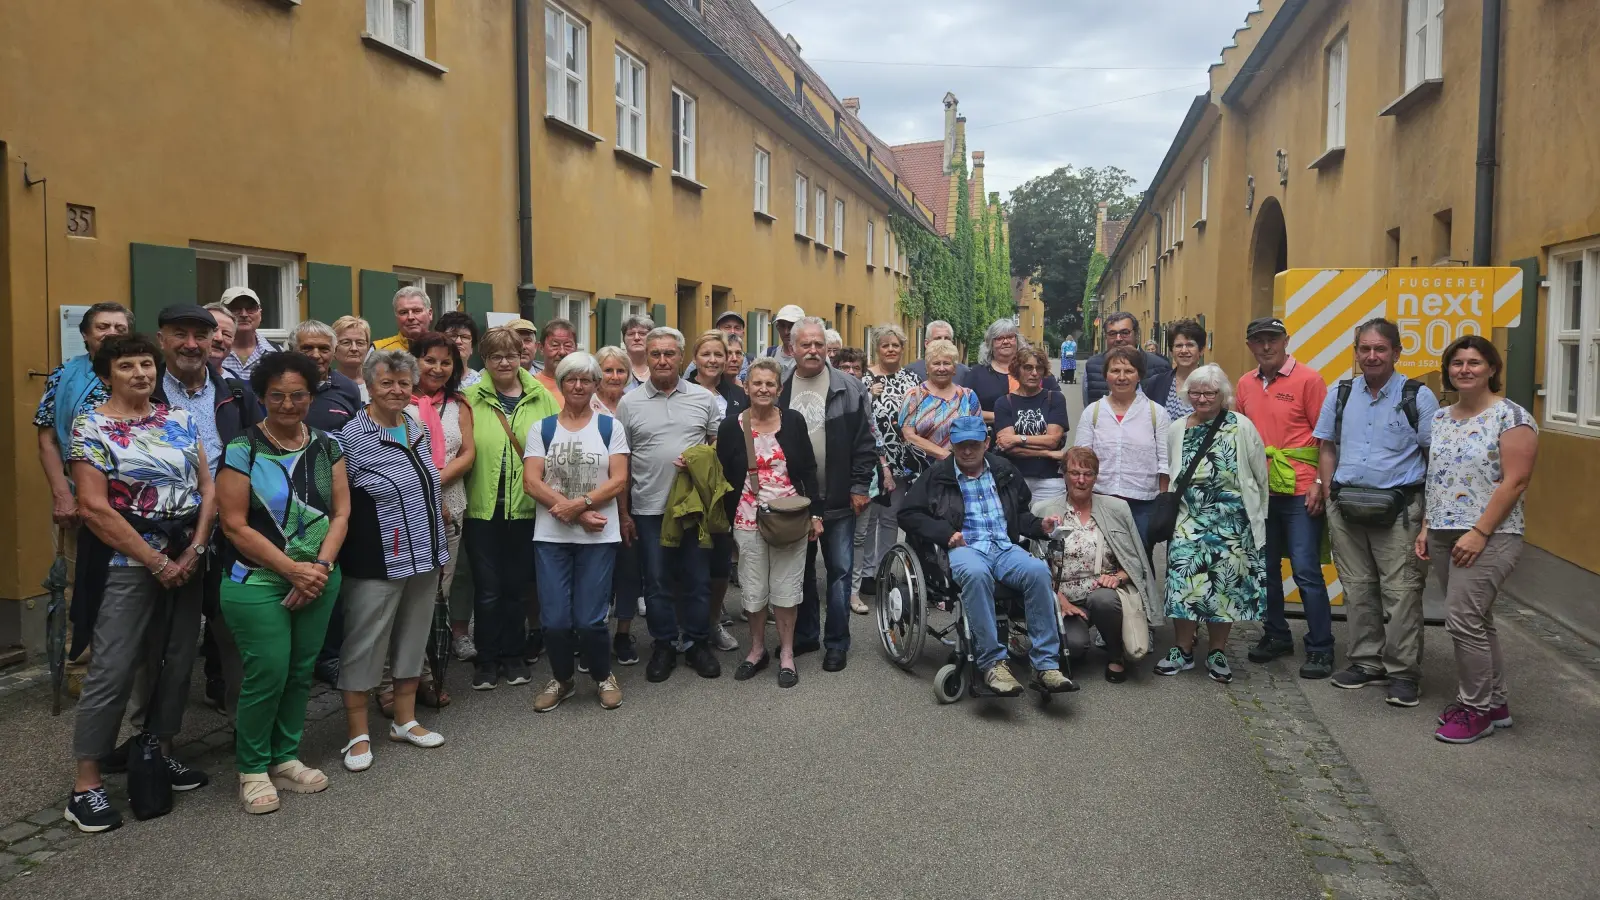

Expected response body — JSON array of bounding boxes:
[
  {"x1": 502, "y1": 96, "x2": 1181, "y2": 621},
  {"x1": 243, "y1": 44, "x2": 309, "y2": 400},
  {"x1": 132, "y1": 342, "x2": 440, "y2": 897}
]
[{"x1": 957, "y1": 463, "x2": 1009, "y2": 553}]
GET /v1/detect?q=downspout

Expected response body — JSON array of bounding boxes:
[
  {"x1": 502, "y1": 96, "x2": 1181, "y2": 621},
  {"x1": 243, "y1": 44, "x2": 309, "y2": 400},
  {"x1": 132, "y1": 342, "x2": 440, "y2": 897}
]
[
  {"x1": 1472, "y1": 0, "x2": 1502, "y2": 266},
  {"x1": 1151, "y1": 211, "x2": 1164, "y2": 337},
  {"x1": 514, "y1": 0, "x2": 537, "y2": 315}
]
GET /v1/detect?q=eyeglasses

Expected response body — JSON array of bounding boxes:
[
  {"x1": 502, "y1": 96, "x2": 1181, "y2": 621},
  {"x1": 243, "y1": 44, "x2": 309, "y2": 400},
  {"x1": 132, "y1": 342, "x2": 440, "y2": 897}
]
[
  {"x1": 485, "y1": 354, "x2": 521, "y2": 365},
  {"x1": 563, "y1": 377, "x2": 597, "y2": 386},
  {"x1": 336, "y1": 339, "x2": 369, "y2": 349},
  {"x1": 267, "y1": 391, "x2": 311, "y2": 405},
  {"x1": 1187, "y1": 390, "x2": 1220, "y2": 400}
]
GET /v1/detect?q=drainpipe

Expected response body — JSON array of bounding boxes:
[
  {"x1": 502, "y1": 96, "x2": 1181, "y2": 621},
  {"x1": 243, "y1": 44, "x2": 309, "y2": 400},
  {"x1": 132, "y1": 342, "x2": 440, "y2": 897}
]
[
  {"x1": 514, "y1": 0, "x2": 537, "y2": 315},
  {"x1": 1472, "y1": 0, "x2": 1502, "y2": 266},
  {"x1": 1151, "y1": 211, "x2": 1164, "y2": 337}
]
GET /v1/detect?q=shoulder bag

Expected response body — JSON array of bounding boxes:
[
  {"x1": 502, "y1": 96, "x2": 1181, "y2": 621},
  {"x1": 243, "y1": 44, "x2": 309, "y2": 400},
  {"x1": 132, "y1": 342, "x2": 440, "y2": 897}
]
[
  {"x1": 492, "y1": 405, "x2": 524, "y2": 457},
  {"x1": 741, "y1": 411, "x2": 812, "y2": 547},
  {"x1": 1095, "y1": 537, "x2": 1150, "y2": 661},
  {"x1": 1146, "y1": 411, "x2": 1225, "y2": 545}
]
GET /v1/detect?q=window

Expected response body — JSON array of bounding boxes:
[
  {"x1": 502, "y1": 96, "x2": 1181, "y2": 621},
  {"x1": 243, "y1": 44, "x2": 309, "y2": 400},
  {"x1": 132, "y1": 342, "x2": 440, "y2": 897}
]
[
  {"x1": 194, "y1": 244, "x2": 300, "y2": 340},
  {"x1": 545, "y1": 4, "x2": 588, "y2": 128},
  {"x1": 1178, "y1": 187, "x2": 1187, "y2": 244},
  {"x1": 614, "y1": 48, "x2": 646, "y2": 155},
  {"x1": 795, "y1": 174, "x2": 809, "y2": 235},
  {"x1": 1326, "y1": 33, "x2": 1348, "y2": 149},
  {"x1": 815, "y1": 187, "x2": 827, "y2": 245},
  {"x1": 899, "y1": 248, "x2": 906, "y2": 273},
  {"x1": 749, "y1": 309, "x2": 772, "y2": 357},
  {"x1": 866, "y1": 219, "x2": 875, "y2": 266},
  {"x1": 1405, "y1": 0, "x2": 1444, "y2": 91},
  {"x1": 886, "y1": 228, "x2": 893, "y2": 272},
  {"x1": 1198, "y1": 156, "x2": 1210, "y2": 224},
  {"x1": 619, "y1": 296, "x2": 650, "y2": 322},
  {"x1": 754, "y1": 148, "x2": 770, "y2": 214},
  {"x1": 833, "y1": 198, "x2": 845, "y2": 249},
  {"x1": 551, "y1": 289, "x2": 593, "y2": 349},
  {"x1": 395, "y1": 269, "x2": 460, "y2": 319},
  {"x1": 367, "y1": 0, "x2": 426, "y2": 55},
  {"x1": 671, "y1": 88, "x2": 696, "y2": 178},
  {"x1": 1547, "y1": 242, "x2": 1600, "y2": 436}
]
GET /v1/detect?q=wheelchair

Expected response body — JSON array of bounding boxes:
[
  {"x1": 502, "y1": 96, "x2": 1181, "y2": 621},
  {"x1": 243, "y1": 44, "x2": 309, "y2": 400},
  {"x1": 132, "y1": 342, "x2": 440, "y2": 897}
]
[{"x1": 874, "y1": 533, "x2": 1076, "y2": 705}]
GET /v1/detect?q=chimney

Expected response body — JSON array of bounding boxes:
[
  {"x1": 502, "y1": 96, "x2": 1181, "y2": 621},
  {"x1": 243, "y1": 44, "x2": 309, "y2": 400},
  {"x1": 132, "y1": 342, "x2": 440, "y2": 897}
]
[
  {"x1": 970, "y1": 151, "x2": 986, "y2": 218},
  {"x1": 785, "y1": 34, "x2": 802, "y2": 54},
  {"x1": 942, "y1": 92, "x2": 959, "y2": 174},
  {"x1": 1095, "y1": 201, "x2": 1109, "y2": 254},
  {"x1": 842, "y1": 97, "x2": 860, "y2": 115}
]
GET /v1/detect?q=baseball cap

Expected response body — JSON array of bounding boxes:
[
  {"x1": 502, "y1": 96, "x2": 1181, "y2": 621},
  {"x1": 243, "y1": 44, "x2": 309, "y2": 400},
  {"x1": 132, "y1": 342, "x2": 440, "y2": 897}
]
[
  {"x1": 220, "y1": 286, "x2": 261, "y2": 309},
  {"x1": 505, "y1": 318, "x2": 537, "y2": 335},
  {"x1": 158, "y1": 304, "x2": 219, "y2": 330},
  {"x1": 949, "y1": 416, "x2": 987, "y2": 445},
  {"x1": 1245, "y1": 316, "x2": 1288, "y2": 339},
  {"x1": 715, "y1": 311, "x2": 745, "y2": 327},
  {"x1": 775, "y1": 304, "x2": 806, "y2": 324}
]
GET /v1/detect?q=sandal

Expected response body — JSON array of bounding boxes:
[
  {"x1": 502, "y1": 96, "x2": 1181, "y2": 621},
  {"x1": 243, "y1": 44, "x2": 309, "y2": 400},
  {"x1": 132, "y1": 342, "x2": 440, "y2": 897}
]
[
  {"x1": 269, "y1": 760, "x2": 329, "y2": 794},
  {"x1": 239, "y1": 773, "x2": 280, "y2": 815},
  {"x1": 417, "y1": 679, "x2": 451, "y2": 709},
  {"x1": 342, "y1": 734, "x2": 373, "y2": 772},
  {"x1": 849, "y1": 595, "x2": 869, "y2": 615},
  {"x1": 389, "y1": 720, "x2": 445, "y2": 748}
]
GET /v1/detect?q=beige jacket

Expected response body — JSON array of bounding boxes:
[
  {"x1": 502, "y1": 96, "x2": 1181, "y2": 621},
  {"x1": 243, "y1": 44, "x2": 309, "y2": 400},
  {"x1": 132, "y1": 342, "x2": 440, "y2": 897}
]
[{"x1": 1163, "y1": 410, "x2": 1270, "y2": 550}]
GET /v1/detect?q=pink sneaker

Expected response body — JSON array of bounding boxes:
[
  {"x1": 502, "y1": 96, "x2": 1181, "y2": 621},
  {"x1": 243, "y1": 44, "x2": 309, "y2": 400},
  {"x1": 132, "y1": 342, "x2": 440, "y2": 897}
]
[
  {"x1": 1437, "y1": 702, "x2": 1513, "y2": 729},
  {"x1": 1434, "y1": 706, "x2": 1496, "y2": 743}
]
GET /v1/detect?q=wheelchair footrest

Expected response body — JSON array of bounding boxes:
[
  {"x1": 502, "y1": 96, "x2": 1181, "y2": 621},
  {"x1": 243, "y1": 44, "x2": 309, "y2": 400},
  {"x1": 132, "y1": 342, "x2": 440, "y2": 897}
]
[{"x1": 971, "y1": 682, "x2": 1026, "y2": 699}]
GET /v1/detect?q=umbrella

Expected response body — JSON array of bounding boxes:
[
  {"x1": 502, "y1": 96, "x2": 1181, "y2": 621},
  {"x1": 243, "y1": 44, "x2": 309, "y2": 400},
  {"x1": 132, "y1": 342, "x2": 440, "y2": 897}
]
[
  {"x1": 424, "y1": 570, "x2": 453, "y2": 705},
  {"x1": 43, "y1": 549, "x2": 69, "y2": 716}
]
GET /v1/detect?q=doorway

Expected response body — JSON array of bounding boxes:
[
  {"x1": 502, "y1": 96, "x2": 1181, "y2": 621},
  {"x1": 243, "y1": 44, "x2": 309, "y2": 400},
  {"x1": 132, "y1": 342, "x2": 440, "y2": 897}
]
[
  {"x1": 1250, "y1": 196, "x2": 1288, "y2": 320},
  {"x1": 676, "y1": 280, "x2": 700, "y2": 335}
]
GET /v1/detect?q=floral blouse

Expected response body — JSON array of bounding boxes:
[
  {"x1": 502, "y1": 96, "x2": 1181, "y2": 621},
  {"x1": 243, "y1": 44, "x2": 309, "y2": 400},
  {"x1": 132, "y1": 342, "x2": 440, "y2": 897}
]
[
  {"x1": 1050, "y1": 511, "x2": 1119, "y2": 604},
  {"x1": 734, "y1": 427, "x2": 800, "y2": 531},
  {"x1": 68, "y1": 404, "x2": 205, "y2": 566},
  {"x1": 1425, "y1": 399, "x2": 1536, "y2": 535},
  {"x1": 863, "y1": 367, "x2": 918, "y2": 473}
]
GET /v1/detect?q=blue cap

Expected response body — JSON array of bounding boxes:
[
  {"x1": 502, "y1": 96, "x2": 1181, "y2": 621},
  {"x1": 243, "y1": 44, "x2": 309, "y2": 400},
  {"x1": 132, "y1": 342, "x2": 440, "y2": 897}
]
[{"x1": 949, "y1": 416, "x2": 987, "y2": 445}]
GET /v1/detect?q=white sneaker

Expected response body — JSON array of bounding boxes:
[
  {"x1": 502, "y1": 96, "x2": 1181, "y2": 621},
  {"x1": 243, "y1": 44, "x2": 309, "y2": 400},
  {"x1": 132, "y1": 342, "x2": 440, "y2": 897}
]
[
  {"x1": 453, "y1": 634, "x2": 477, "y2": 661},
  {"x1": 711, "y1": 622, "x2": 740, "y2": 652},
  {"x1": 636, "y1": 596, "x2": 647, "y2": 617}
]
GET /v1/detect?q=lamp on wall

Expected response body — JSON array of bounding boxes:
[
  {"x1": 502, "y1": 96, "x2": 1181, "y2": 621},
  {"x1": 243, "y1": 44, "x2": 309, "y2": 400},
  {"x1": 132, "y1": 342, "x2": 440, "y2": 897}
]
[{"x1": 1276, "y1": 149, "x2": 1289, "y2": 186}]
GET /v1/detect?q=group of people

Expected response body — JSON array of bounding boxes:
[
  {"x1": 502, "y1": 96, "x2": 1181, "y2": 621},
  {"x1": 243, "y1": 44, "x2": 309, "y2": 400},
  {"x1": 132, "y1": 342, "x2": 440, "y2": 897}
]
[{"x1": 34, "y1": 288, "x2": 1536, "y2": 833}]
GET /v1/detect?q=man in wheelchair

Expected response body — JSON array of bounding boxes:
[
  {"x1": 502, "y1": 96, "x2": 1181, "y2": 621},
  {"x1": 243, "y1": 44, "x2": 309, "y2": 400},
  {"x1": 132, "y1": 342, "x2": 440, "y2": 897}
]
[{"x1": 899, "y1": 416, "x2": 1069, "y2": 695}]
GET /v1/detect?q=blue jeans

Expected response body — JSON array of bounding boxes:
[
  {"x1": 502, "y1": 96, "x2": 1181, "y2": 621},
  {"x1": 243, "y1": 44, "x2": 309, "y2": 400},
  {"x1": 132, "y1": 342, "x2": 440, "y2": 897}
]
[
  {"x1": 798, "y1": 514, "x2": 856, "y2": 651},
  {"x1": 464, "y1": 517, "x2": 534, "y2": 666},
  {"x1": 948, "y1": 542, "x2": 1062, "y2": 672},
  {"x1": 633, "y1": 515, "x2": 711, "y2": 648},
  {"x1": 1123, "y1": 497, "x2": 1156, "y2": 549},
  {"x1": 1262, "y1": 494, "x2": 1334, "y2": 654},
  {"x1": 534, "y1": 541, "x2": 617, "y2": 682},
  {"x1": 612, "y1": 539, "x2": 641, "y2": 622}
]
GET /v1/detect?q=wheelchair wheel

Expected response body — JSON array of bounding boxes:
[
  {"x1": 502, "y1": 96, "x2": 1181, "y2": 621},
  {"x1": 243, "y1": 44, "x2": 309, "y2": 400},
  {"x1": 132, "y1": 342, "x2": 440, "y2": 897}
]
[
  {"x1": 933, "y1": 662, "x2": 968, "y2": 704},
  {"x1": 876, "y1": 543, "x2": 926, "y2": 670}
]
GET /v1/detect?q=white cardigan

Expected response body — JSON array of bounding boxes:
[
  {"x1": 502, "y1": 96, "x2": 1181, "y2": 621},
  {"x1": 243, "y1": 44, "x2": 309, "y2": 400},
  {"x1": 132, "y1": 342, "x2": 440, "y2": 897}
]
[{"x1": 1162, "y1": 411, "x2": 1269, "y2": 550}]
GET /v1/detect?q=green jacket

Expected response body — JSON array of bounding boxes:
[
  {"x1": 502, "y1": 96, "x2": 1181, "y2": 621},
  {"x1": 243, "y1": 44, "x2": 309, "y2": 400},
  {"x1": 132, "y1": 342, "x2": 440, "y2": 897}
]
[
  {"x1": 661, "y1": 445, "x2": 732, "y2": 548},
  {"x1": 464, "y1": 370, "x2": 560, "y2": 521}
]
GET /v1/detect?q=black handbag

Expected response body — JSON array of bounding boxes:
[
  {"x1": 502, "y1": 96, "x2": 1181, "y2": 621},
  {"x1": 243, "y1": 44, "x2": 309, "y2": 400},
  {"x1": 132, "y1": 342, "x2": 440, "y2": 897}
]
[
  {"x1": 1147, "y1": 412, "x2": 1225, "y2": 546},
  {"x1": 1333, "y1": 485, "x2": 1414, "y2": 527},
  {"x1": 127, "y1": 732, "x2": 173, "y2": 820}
]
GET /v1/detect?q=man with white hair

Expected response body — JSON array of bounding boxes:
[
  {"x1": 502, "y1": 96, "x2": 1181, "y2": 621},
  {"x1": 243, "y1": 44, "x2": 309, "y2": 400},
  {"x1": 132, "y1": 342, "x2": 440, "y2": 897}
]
[
  {"x1": 904, "y1": 319, "x2": 970, "y2": 383},
  {"x1": 780, "y1": 317, "x2": 876, "y2": 672},
  {"x1": 374, "y1": 286, "x2": 435, "y2": 352},
  {"x1": 221, "y1": 286, "x2": 280, "y2": 379}
]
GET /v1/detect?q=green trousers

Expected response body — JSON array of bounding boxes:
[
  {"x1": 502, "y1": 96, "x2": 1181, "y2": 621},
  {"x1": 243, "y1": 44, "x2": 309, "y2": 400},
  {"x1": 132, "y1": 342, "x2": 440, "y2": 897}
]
[{"x1": 219, "y1": 569, "x2": 341, "y2": 774}]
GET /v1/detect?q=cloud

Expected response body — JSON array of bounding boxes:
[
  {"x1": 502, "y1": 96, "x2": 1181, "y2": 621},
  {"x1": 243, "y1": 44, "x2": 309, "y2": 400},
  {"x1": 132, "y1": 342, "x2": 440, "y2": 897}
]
[{"x1": 764, "y1": 0, "x2": 1259, "y2": 200}]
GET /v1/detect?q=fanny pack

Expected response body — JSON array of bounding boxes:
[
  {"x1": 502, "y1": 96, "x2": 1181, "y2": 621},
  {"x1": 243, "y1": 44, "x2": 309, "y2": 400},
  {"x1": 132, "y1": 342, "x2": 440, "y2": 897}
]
[
  {"x1": 741, "y1": 411, "x2": 812, "y2": 546},
  {"x1": 1332, "y1": 484, "x2": 1420, "y2": 528}
]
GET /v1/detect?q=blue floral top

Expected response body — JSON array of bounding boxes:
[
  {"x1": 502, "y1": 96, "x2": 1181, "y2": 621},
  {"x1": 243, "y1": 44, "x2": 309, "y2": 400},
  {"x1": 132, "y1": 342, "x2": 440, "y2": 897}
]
[
  {"x1": 1424, "y1": 399, "x2": 1536, "y2": 535},
  {"x1": 68, "y1": 404, "x2": 205, "y2": 565}
]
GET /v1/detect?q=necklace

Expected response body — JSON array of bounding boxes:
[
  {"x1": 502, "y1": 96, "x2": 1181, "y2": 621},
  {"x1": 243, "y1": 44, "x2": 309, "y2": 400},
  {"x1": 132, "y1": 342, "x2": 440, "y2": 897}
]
[
  {"x1": 101, "y1": 400, "x2": 154, "y2": 420},
  {"x1": 263, "y1": 422, "x2": 309, "y2": 452}
]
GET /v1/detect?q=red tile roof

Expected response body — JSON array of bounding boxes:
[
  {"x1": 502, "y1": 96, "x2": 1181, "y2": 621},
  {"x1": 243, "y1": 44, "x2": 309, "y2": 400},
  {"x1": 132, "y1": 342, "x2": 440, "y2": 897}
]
[
  {"x1": 888, "y1": 140, "x2": 951, "y2": 235},
  {"x1": 1102, "y1": 219, "x2": 1129, "y2": 255}
]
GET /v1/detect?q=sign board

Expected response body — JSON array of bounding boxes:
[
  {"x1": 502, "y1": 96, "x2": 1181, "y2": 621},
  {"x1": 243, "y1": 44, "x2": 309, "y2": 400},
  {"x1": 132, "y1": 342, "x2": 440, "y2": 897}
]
[
  {"x1": 59, "y1": 305, "x2": 90, "y2": 363},
  {"x1": 485, "y1": 311, "x2": 519, "y2": 329}
]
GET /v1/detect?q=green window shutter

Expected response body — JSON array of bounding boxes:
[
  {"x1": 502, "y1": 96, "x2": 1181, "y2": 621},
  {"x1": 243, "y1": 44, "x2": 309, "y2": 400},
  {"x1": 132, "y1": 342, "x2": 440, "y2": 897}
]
[
  {"x1": 651, "y1": 303, "x2": 667, "y2": 331},
  {"x1": 1506, "y1": 258, "x2": 1541, "y2": 410},
  {"x1": 306, "y1": 263, "x2": 353, "y2": 324},
  {"x1": 532, "y1": 290, "x2": 556, "y2": 330},
  {"x1": 129, "y1": 244, "x2": 197, "y2": 333},
  {"x1": 596, "y1": 298, "x2": 622, "y2": 348},
  {"x1": 360, "y1": 270, "x2": 401, "y2": 340},
  {"x1": 461, "y1": 281, "x2": 494, "y2": 368}
]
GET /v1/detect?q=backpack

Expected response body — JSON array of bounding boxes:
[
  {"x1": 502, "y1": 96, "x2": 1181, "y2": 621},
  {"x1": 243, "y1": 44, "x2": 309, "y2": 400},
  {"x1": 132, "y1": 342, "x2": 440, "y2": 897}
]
[
  {"x1": 540, "y1": 413, "x2": 614, "y2": 451},
  {"x1": 1331, "y1": 378, "x2": 1424, "y2": 446}
]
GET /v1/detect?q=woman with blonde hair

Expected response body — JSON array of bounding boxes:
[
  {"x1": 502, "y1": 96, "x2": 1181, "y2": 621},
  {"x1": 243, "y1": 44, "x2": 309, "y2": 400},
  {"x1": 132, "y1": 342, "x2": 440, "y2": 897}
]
[
  {"x1": 688, "y1": 330, "x2": 748, "y2": 651},
  {"x1": 898, "y1": 338, "x2": 980, "y2": 481},
  {"x1": 331, "y1": 316, "x2": 372, "y2": 400}
]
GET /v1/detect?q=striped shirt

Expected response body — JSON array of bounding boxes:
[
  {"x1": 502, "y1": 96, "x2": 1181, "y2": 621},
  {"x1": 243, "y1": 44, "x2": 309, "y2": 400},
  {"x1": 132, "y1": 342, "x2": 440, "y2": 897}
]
[{"x1": 335, "y1": 408, "x2": 449, "y2": 580}]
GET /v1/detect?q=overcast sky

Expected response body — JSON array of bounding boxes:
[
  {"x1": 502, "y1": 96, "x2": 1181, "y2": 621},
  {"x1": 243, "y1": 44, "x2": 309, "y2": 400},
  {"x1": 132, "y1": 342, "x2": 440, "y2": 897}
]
[{"x1": 764, "y1": 0, "x2": 1261, "y2": 201}]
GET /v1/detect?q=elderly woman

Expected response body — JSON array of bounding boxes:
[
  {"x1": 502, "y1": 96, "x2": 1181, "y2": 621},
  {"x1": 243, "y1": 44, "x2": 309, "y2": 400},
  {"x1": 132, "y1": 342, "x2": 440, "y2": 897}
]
[
  {"x1": 437, "y1": 310, "x2": 483, "y2": 388},
  {"x1": 726, "y1": 333, "x2": 747, "y2": 382},
  {"x1": 1074, "y1": 346, "x2": 1171, "y2": 547},
  {"x1": 899, "y1": 338, "x2": 981, "y2": 480},
  {"x1": 331, "y1": 316, "x2": 373, "y2": 402},
  {"x1": 965, "y1": 320, "x2": 1059, "y2": 425},
  {"x1": 65, "y1": 333, "x2": 215, "y2": 833},
  {"x1": 622, "y1": 313, "x2": 655, "y2": 389},
  {"x1": 1157, "y1": 363, "x2": 1268, "y2": 684},
  {"x1": 334, "y1": 349, "x2": 450, "y2": 772},
  {"x1": 689, "y1": 330, "x2": 749, "y2": 650},
  {"x1": 1041, "y1": 447, "x2": 1159, "y2": 683},
  {"x1": 593, "y1": 345, "x2": 642, "y2": 661},
  {"x1": 994, "y1": 344, "x2": 1070, "y2": 509},
  {"x1": 216, "y1": 351, "x2": 349, "y2": 813},
  {"x1": 855, "y1": 326, "x2": 916, "y2": 594},
  {"x1": 522, "y1": 352, "x2": 631, "y2": 711},
  {"x1": 1143, "y1": 318, "x2": 1206, "y2": 421},
  {"x1": 824, "y1": 328, "x2": 844, "y2": 363},
  {"x1": 1417, "y1": 336, "x2": 1537, "y2": 744},
  {"x1": 463, "y1": 327, "x2": 560, "y2": 689},
  {"x1": 717, "y1": 358, "x2": 821, "y2": 688},
  {"x1": 290, "y1": 320, "x2": 363, "y2": 432}
]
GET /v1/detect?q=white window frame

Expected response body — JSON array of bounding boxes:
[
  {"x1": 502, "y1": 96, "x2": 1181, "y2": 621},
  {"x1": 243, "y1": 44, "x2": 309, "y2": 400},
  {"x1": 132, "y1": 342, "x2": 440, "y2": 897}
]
[
  {"x1": 886, "y1": 228, "x2": 893, "y2": 272},
  {"x1": 866, "y1": 219, "x2": 876, "y2": 266},
  {"x1": 833, "y1": 198, "x2": 845, "y2": 249},
  {"x1": 545, "y1": 3, "x2": 589, "y2": 129},
  {"x1": 795, "y1": 173, "x2": 809, "y2": 235},
  {"x1": 367, "y1": 0, "x2": 426, "y2": 56},
  {"x1": 614, "y1": 47, "x2": 646, "y2": 156},
  {"x1": 671, "y1": 87, "x2": 696, "y2": 179},
  {"x1": 550, "y1": 289, "x2": 593, "y2": 350},
  {"x1": 1178, "y1": 187, "x2": 1186, "y2": 245},
  {"x1": 899, "y1": 247, "x2": 907, "y2": 273},
  {"x1": 1198, "y1": 156, "x2": 1210, "y2": 225},
  {"x1": 1405, "y1": 0, "x2": 1444, "y2": 91},
  {"x1": 1546, "y1": 240, "x2": 1600, "y2": 437},
  {"x1": 395, "y1": 268, "x2": 460, "y2": 320},
  {"x1": 753, "y1": 147, "x2": 771, "y2": 214},
  {"x1": 749, "y1": 309, "x2": 772, "y2": 357},
  {"x1": 194, "y1": 243, "x2": 300, "y2": 342},
  {"x1": 1326, "y1": 33, "x2": 1348, "y2": 149},
  {"x1": 815, "y1": 187, "x2": 828, "y2": 246}
]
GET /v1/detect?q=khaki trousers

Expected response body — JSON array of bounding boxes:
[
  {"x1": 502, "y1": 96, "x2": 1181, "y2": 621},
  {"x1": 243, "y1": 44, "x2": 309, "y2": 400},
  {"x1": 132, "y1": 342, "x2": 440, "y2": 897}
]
[
  {"x1": 1430, "y1": 530, "x2": 1522, "y2": 711},
  {"x1": 1328, "y1": 492, "x2": 1427, "y2": 682}
]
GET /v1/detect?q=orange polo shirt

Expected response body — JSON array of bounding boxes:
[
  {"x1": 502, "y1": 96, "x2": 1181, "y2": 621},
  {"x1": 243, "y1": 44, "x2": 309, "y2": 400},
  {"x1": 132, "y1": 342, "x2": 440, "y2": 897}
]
[{"x1": 1235, "y1": 356, "x2": 1327, "y2": 496}]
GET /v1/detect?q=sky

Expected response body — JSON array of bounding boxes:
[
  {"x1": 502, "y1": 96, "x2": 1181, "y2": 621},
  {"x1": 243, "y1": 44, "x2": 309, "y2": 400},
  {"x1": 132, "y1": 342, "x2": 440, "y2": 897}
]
[{"x1": 763, "y1": 0, "x2": 1261, "y2": 202}]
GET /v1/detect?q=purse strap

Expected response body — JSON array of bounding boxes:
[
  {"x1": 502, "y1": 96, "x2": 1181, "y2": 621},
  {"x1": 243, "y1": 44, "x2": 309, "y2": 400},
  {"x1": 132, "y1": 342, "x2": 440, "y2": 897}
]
[
  {"x1": 1173, "y1": 411, "x2": 1226, "y2": 496},
  {"x1": 741, "y1": 410, "x2": 760, "y2": 499},
  {"x1": 492, "y1": 404, "x2": 524, "y2": 458}
]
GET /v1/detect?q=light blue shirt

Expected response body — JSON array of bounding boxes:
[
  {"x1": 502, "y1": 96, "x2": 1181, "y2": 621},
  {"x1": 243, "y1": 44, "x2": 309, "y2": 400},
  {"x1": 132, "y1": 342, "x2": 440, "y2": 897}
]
[
  {"x1": 162, "y1": 371, "x2": 222, "y2": 476},
  {"x1": 1312, "y1": 371, "x2": 1438, "y2": 489}
]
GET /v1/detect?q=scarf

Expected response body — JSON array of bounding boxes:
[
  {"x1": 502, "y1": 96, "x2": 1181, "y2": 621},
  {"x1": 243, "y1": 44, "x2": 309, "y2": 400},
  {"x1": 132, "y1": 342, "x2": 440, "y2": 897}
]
[
  {"x1": 411, "y1": 391, "x2": 449, "y2": 470},
  {"x1": 53, "y1": 354, "x2": 103, "y2": 458}
]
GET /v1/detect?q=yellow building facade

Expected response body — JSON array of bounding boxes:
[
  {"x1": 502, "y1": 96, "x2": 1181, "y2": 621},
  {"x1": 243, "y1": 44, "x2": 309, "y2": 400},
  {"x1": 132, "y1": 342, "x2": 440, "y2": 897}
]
[
  {"x1": 1094, "y1": 0, "x2": 1600, "y2": 577},
  {"x1": 0, "y1": 0, "x2": 936, "y2": 619}
]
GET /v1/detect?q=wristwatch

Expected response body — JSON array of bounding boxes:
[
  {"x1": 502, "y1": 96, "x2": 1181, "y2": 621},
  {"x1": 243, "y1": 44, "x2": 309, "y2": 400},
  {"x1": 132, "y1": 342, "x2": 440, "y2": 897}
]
[
  {"x1": 189, "y1": 543, "x2": 209, "y2": 556},
  {"x1": 313, "y1": 559, "x2": 333, "y2": 570},
  {"x1": 582, "y1": 494, "x2": 594, "y2": 508}
]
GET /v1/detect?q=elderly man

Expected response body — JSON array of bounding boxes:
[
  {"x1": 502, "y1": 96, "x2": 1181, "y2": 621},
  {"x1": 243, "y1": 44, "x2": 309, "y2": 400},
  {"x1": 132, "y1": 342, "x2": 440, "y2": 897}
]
[
  {"x1": 1081, "y1": 311, "x2": 1171, "y2": 405},
  {"x1": 35, "y1": 303, "x2": 132, "y2": 530},
  {"x1": 904, "y1": 319, "x2": 971, "y2": 383},
  {"x1": 900, "y1": 416, "x2": 1070, "y2": 694},
  {"x1": 534, "y1": 318, "x2": 579, "y2": 394},
  {"x1": 221, "y1": 287, "x2": 279, "y2": 380},
  {"x1": 291, "y1": 319, "x2": 364, "y2": 432},
  {"x1": 780, "y1": 317, "x2": 876, "y2": 672},
  {"x1": 1313, "y1": 318, "x2": 1437, "y2": 707},
  {"x1": 204, "y1": 303, "x2": 236, "y2": 371},
  {"x1": 715, "y1": 311, "x2": 752, "y2": 380},
  {"x1": 373, "y1": 286, "x2": 435, "y2": 352},
  {"x1": 616, "y1": 326, "x2": 723, "y2": 682},
  {"x1": 763, "y1": 304, "x2": 805, "y2": 378},
  {"x1": 1236, "y1": 316, "x2": 1334, "y2": 680},
  {"x1": 504, "y1": 317, "x2": 540, "y2": 371}
]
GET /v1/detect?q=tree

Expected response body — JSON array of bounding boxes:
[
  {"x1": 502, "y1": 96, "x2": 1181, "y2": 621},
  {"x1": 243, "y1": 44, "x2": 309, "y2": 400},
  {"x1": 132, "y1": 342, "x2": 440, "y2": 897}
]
[{"x1": 1005, "y1": 165, "x2": 1139, "y2": 336}]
